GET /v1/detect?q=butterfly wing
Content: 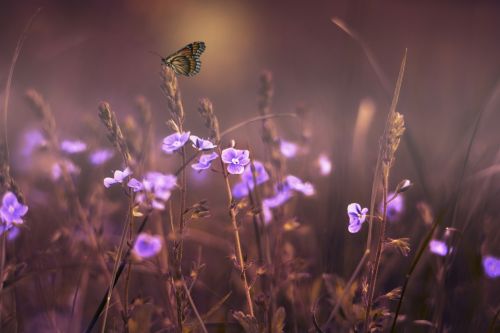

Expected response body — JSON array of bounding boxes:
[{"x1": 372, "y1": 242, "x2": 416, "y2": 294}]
[{"x1": 162, "y1": 41, "x2": 206, "y2": 77}]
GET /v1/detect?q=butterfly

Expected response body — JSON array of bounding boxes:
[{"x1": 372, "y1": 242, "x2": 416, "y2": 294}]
[{"x1": 161, "y1": 41, "x2": 206, "y2": 77}]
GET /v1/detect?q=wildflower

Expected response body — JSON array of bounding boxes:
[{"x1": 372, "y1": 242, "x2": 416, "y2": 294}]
[
  {"x1": 232, "y1": 161, "x2": 269, "y2": 198},
  {"x1": 0, "y1": 225, "x2": 20, "y2": 241},
  {"x1": 133, "y1": 233, "x2": 162, "y2": 259},
  {"x1": 482, "y1": 255, "x2": 500, "y2": 279},
  {"x1": 60, "y1": 139, "x2": 87, "y2": 154},
  {"x1": 190, "y1": 135, "x2": 216, "y2": 150},
  {"x1": 221, "y1": 148, "x2": 250, "y2": 175},
  {"x1": 347, "y1": 203, "x2": 368, "y2": 233},
  {"x1": 52, "y1": 160, "x2": 80, "y2": 180},
  {"x1": 380, "y1": 192, "x2": 404, "y2": 222},
  {"x1": 191, "y1": 152, "x2": 218, "y2": 171},
  {"x1": 162, "y1": 131, "x2": 190, "y2": 154},
  {"x1": 284, "y1": 175, "x2": 315, "y2": 196},
  {"x1": 21, "y1": 129, "x2": 47, "y2": 156},
  {"x1": 127, "y1": 178, "x2": 143, "y2": 192},
  {"x1": 103, "y1": 167, "x2": 132, "y2": 188},
  {"x1": 261, "y1": 188, "x2": 294, "y2": 223},
  {"x1": 280, "y1": 139, "x2": 298, "y2": 158},
  {"x1": 0, "y1": 192, "x2": 28, "y2": 226},
  {"x1": 317, "y1": 154, "x2": 332, "y2": 176},
  {"x1": 135, "y1": 172, "x2": 177, "y2": 210},
  {"x1": 429, "y1": 240, "x2": 448, "y2": 257},
  {"x1": 89, "y1": 148, "x2": 114, "y2": 165}
]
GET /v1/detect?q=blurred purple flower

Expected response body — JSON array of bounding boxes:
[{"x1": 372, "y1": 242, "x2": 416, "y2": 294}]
[
  {"x1": 162, "y1": 131, "x2": 190, "y2": 154},
  {"x1": 135, "y1": 172, "x2": 177, "y2": 210},
  {"x1": 429, "y1": 240, "x2": 448, "y2": 256},
  {"x1": 60, "y1": 139, "x2": 87, "y2": 154},
  {"x1": 21, "y1": 129, "x2": 47, "y2": 156},
  {"x1": 190, "y1": 135, "x2": 216, "y2": 150},
  {"x1": 89, "y1": 148, "x2": 114, "y2": 165},
  {"x1": 133, "y1": 233, "x2": 162, "y2": 259},
  {"x1": 103, "y1": 167, "x2": 132, "y2": 188},
  {"x1": 261, "y1": 188, "x2": 293, "y2": 223},
  {"x1": 317, "y1": 154, "x2": 332, "y2": 176},
  {"x1": 380, "y1": 192, "x2": 404, "y2": 222},
  {"x1": 284, "y1": 175, "x2": 315, "y2": 196},
  {"x1": 0, "y1": 225, "x2": 21, "y2": 241},
  {"x1": 482, "y1": 255, "x2": 500, "y2": 279},
  {"x1": 127, "y1": 178, "x2": 143, "y2": 192},
  {"x1": 191, "y1": 152, "x2": 218, "y2": 171},
  {"x1": 221, "y1": 148, "x2": 250, "y2": 175},
  {"x1": 347, "y1": 203, "x2": 368, "y2": 233},
  {"x1": 52, "y1": 160, "x2": 80, "y2": 181},
  {"x1": 232, "y1": 161, "x2": 269, "y2": 198},
  {"x1": 0, "y1": 192, "x2": 28, "y2": 226},
  {"x1": 280, "y1": 140, "x2": 298, "y2": 158}
]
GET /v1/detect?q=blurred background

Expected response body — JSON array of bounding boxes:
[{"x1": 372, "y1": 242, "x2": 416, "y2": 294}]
[{"x1": 1, "y1": 0, "x2": 500, "y2": 332}]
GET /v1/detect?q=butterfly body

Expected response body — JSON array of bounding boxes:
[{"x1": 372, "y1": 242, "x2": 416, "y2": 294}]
[{"x1": 161, "y1": 41, "x2": 206, "y2": 77}]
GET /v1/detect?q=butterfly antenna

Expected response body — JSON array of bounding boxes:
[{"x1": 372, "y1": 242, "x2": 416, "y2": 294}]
[{"x1": 148, "y1": 50, "x2": 163, "y2": 59}]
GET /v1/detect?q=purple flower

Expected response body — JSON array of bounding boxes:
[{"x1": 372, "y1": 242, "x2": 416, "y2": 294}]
[
  {"x1": 280, "y1": 140, "x2": 298, "y2": 158},
  {"x1": 103, "y1": 167, "x2": 132, "y2": 188},
  {"x1": 133, "y1": 233, "x2": 162, "y2": 259},
  {"x1": 127, "y1": 178, "x2": 143, "y2": 192},
  {"x1": 89, "y1": 149, "x2": 114, "y2": 165},
  {"x1": 221, "y1": 148, "x2": 250, "y2": 175},
  {"x1": 261, "y1": 188, "x2": 293, "y2": 224},
  {"x1": 162, "y1": 131, "x2": 190, "y2": 154},
  {"x1": 0, "y1": 225, "x2": 20, "y2": 241},
  {"x1": 190, "y1": 135, "x2": 217, "y2": 150},
  {"x1": 284, "y1": 175, "x2": 315, "y2": 196},
  {"x1": 429, "y1": 240, "x2": 448, "y2": 257},
  {"x1": 232, "y1": 161, "x2": 270, "y2": 198},
  {"x1": 347, "y1": 203, "x2": 368, "y2": 233},
  {"x1": 21, "y1": 129, "x2": 47, "y2": 156},
  {"x1": 60, "y1": 139, "x2": 87, "y2": 154},
  {"x1": 0, "y1": 192, "x2": 28, "y2": 226},
  {"x1": 52, "y1": 160, "x2": 80, "y2": 180},
  {"x1": 317, "y1": 154, "x2": 332, "y2": 176},
  {"x1": 191, "y1": 152, "x2": 218, "y2": 171},
  {"x1": 482, "y1": 255, "x2": 500, "y2": 279},
  {"x1": 380, "y1": 192, "x2": 404, "y2": 222},
  {"x1": 135, "y1": 172, "x2": 177, "y2": 210}
]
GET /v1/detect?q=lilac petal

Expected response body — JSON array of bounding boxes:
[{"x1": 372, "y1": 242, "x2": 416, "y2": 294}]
[
  {"x1": 221, "y1": 148, "x2": 237, "y2": 163},
  {"x1": 348, "y1": 221, "x2": 362, "y2": 233},
  {"x1": 232, "y1": 182, "x2": 249, "y2": 198},
  {"x1": 103, "y1": 177, "x2": 117, "y2": 188},
  {"x1": 429, "y1": 240, "x2": 448, "y2": 256},
  {"x1": 227, "y1": 164, "x2": 245, "y2": 175},
  {"x1": 191, "y1": 162, "x2": 210, "y2": 170},
  {"x1": 127, "y1": 178, "x2": 143, "y2": 192}
]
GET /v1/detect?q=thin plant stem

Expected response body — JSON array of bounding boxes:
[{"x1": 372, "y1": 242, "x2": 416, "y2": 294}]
[
  {"x1": 364, "y1": 171, "x2": 389, "y2": 331},
  {"x1": 182, "y1": 279, "x2": 208, "y2": 333},
  {"x1": 101, "y1": 208, "x2": 132, "y2": 333},
  {"x1": 220, "y1": 113, "x2": 298, "y2": 138},
  {"x1": 217, "y1": 147, "x2": 255, "y2": 317}
]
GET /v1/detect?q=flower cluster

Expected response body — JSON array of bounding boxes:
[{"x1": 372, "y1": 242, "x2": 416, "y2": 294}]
[{"x1": 128, "y1": 172, "x2": 177, "y2": 210}]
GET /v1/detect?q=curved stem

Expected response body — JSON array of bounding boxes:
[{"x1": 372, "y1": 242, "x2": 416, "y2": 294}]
[{"x1": 220, "y1": 113, "x2": 298, "y2": 138}]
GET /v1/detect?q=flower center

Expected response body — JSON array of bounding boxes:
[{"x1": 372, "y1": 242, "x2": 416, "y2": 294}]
[
  {"x1": 8, "y1": 206, "x2": 15, "y2": 214},
  {"x1": 231, "y1": 158, "x2": 240, "y2": 165},
  {"x1": 173, "y1": 141, "x2": 181, "y2": 147}
]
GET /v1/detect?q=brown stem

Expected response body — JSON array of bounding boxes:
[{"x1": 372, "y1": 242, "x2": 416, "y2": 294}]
[
  {"x1": 217, "y1": 148, "x2": 254, "y2": 317},
  {"x1": 364, "y1": 170, "x2": 389, "y2": 331}
]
